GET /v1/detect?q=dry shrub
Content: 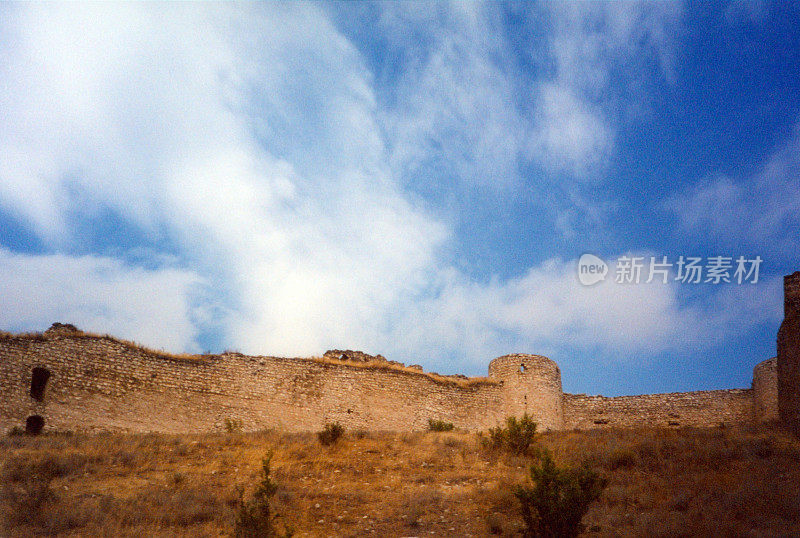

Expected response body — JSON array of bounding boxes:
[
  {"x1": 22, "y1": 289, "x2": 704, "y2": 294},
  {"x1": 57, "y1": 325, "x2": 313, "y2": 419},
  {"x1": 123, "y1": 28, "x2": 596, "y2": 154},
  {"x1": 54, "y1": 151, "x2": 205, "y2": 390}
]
[
  {"x1": 607, "y1": 448, "x2": 638, "y2": 471},
  {"x1": 318, "y1": 423, "x2": 344, "y2": 446},
  {"x1": 3, "y1": 452, "x2": 92, "y2": 482},
  {"x1": 486, "y1": 511, "x2": 505, "y2": 534},
  {"x1": 1, "y1": 452, "x2": 93, "y2": 532},
  {"x1": 440, "y1": 434, "x2": 464, "y2": 448},
  {"x1": 225, "y1": 418, "x2": 244, "y2": 434},
  {"x1": 428, "y1": 419, "x2": 455, "y2": 432},
  {"x1": 403, "y1": 488, "x2": 440, "y2": 528},
  {"x1": 126, "y1": 486, "x2": 223, "y2": 527}
]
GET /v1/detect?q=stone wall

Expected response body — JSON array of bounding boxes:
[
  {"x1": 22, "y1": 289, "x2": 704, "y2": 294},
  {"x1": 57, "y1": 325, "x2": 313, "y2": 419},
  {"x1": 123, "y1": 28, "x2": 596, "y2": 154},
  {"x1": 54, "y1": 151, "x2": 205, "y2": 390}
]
[
  {"x1": 0, "y1": 328, "x2": 511, "y2": 434},
  {"x1": 753, "y1": 357, "x2": 779, "y2": 422},
  {"x1": 0, "y1": 314, "x2": 784, "y2": 434},
  {"x1": 563, "y1": 389, "x2": 755, "y2": 430},
  {"x1": 778, "y1": 272, "x2": 800, "y2": 431}
]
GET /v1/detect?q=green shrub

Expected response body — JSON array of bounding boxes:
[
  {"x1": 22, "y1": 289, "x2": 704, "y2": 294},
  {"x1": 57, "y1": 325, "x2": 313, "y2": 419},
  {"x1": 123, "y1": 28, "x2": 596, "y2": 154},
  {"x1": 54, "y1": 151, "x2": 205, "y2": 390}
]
[
  {"x1": 428, "y1": 419, "x2": 455, "y2": 432},
  {"x1": 485, "y1": 413, "x2": 538, "y2": 455},
  {"x1": 514, "y1": 450, "x2": 607, "y2": 538},
  {"x1": 482, "y1": 426, "x2": 505, "y2": 451},
  {"x1": 234, "y1": 452, "x2": 292, "y2": 537},
  {"x1": 317, "y1": 423, "x2": 344, "y2": 446},
  {"x1": 224, "y1": 418, "x2": 243, "y2": 434}
]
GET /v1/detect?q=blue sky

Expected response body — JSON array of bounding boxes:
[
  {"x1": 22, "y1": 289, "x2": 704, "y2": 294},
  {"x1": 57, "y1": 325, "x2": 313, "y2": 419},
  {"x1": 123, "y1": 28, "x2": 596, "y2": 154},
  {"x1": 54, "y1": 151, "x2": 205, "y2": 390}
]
[{"x1": 0, "y1": 2, "x2": 798, "y2": 395}]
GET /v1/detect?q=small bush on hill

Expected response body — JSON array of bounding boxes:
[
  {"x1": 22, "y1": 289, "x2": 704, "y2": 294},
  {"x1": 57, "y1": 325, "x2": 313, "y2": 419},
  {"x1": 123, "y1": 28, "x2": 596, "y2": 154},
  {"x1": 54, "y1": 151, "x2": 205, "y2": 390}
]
[
  {"x1": 485, "y1": 413, "x2": 538, "y2": 455},
  {"x1": 234, "y1": 452, "x2": 292, "y2": 537},
  {"x1": 514, "y1": 450, "x2": 607, "y2": 538},
  {"x1": 225, "y1": 419, "x2": 244, "y2": 434},
  {"x1": 317, "y1": 423, "x2": 344, "y2": 446},
  {"x1": 428, "y1": 419, "x2": 455, "y2": 432}
]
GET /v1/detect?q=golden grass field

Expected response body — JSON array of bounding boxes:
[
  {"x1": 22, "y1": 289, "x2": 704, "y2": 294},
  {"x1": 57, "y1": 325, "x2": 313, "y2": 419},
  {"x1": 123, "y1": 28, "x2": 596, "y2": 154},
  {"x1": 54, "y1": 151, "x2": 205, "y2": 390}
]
[{"x1": 2, "y1": 423, "x2": 799, "y2": 537}]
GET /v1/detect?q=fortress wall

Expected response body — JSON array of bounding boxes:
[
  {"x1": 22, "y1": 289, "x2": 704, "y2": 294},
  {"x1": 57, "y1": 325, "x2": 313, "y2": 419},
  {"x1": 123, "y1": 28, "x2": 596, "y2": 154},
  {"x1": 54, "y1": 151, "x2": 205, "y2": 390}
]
[
  {"x1": 488, "y1": 354, "x2": 564, "y2": 430},
  {"x1": 0, "y1": 332, "x2": 506, "y2": 434},
  {"x1": 1, "y1": 320, "x2": 782, "y2": 434},
  {"x1": 753, "y1": 357, "x2": 779, "y2": 422},
  {"x1": 778, "y1": 272, "x2": 800, "y2": 431},
  {"x1": 563, "y1": 389, "x2": 755, "y2": 430}
]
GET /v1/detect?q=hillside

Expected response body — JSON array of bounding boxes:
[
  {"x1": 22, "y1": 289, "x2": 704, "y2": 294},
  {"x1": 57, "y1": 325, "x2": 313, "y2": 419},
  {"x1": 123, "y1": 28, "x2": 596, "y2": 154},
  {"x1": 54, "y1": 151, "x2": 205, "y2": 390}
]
[{"x1": 2, "y1": 424, "x2": 799, "y2": 537}]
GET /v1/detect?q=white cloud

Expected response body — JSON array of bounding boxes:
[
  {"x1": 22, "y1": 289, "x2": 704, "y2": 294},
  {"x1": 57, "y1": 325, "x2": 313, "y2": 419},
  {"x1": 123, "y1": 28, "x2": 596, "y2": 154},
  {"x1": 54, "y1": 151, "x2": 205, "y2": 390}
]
[
  {"x1": 529, "y1": 2, "x2": 681, "y2": 180},
  {"x1": 0, "y1": 3, "x2": 777, "y2": 377},
  {"x1": 667, "y1": 121, "x2": 800, "y2": 259},
  {"x1": 379, "y1": 2, "x2": 525, "y2": 191},
  {"x1": 0, "y1": 248, "x2": 201, "y2": 351},
  {"x1": 385, "y1": 256, "x2": 782, "y2": 371},
  {"x1": 529, "y1": 83, "x2": 613, "y2": 181},
  {"x1": 0, "y1": 3, "x2": 447, "y2": 358}
]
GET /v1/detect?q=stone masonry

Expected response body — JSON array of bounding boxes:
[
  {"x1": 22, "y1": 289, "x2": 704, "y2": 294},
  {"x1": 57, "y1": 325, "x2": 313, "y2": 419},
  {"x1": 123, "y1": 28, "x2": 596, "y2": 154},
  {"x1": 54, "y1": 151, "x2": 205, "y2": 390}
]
[
  {"x1": 1, "y1": 272, "x2": 797, "y2": 435},
  {"x1": 778, "y1": 271, "x2": 800, "y2": 431}
]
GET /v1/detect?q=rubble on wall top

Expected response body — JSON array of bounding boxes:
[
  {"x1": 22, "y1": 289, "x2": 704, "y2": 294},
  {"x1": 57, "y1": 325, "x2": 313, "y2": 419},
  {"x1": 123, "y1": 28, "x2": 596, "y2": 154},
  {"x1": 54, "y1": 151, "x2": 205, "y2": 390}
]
[
  {"x1": 2, "y1": 325, "x2": 498, "y2": 387},
  {"x1": 323, "y1": 349, "x2": 387, "y2": 363},
  {"x1": 45, "y1": 322, "x2": 81, "y2": 333},
  {"x1": 322, "y1": 350, "x2": 478, "y2": 383}
]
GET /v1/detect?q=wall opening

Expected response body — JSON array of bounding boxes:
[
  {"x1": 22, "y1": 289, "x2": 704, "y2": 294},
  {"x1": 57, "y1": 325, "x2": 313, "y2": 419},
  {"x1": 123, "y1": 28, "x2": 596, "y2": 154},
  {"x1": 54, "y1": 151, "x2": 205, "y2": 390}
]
[
  {"x1": 25, "y1": 415, "x2": 45, "y2": 435},
  {"x1": 30, "y1": 367, "x2": 51, "y2": 401}
]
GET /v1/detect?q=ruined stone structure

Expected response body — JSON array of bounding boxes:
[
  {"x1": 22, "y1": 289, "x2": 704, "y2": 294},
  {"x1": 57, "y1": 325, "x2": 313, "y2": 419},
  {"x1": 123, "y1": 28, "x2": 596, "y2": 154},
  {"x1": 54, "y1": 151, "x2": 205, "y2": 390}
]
[
  {"x1": 1, "y1": 274, "x2": 798, "y2": 435},
  {"x1": 778, "y1": 271, "x2": 800, "y2": 431}
]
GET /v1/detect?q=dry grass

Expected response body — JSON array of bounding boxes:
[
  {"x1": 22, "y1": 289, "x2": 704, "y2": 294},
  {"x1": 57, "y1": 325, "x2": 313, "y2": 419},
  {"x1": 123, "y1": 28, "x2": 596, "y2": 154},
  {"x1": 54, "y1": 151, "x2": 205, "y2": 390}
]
[
  {"x1": 0, "y1": 329, "x2": 204, "y2": 363},
  {"x1": 2, "y1": 424, "x2": 799, "y2": 537},
  {"x1": 307, "y1": 356, "x2": 497, "y2": 387},
  {"x1": 0, "y1": 330, "x2": 47, "y2": 341}
]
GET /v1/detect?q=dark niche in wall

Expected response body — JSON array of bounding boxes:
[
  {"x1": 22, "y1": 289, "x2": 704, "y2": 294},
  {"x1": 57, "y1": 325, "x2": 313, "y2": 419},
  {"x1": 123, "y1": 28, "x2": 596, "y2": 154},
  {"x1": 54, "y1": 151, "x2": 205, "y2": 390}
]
[
  {"x1": 26, "y1": 415, "x2": 45, "y2": 435},
  {"x1": 30, "y1": 367, "x2": 51, "y2": 402}
]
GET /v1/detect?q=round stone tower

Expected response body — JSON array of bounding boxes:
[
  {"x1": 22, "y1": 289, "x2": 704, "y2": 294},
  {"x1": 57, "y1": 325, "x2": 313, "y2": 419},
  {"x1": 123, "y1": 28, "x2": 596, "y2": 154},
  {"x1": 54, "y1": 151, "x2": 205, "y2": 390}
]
[
  {"x1": 488, "y1": 354, "x2": 564, "y2": 430},
  {"x1": 752, "y1": 357, "x2": 778, "y2": 423}
]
